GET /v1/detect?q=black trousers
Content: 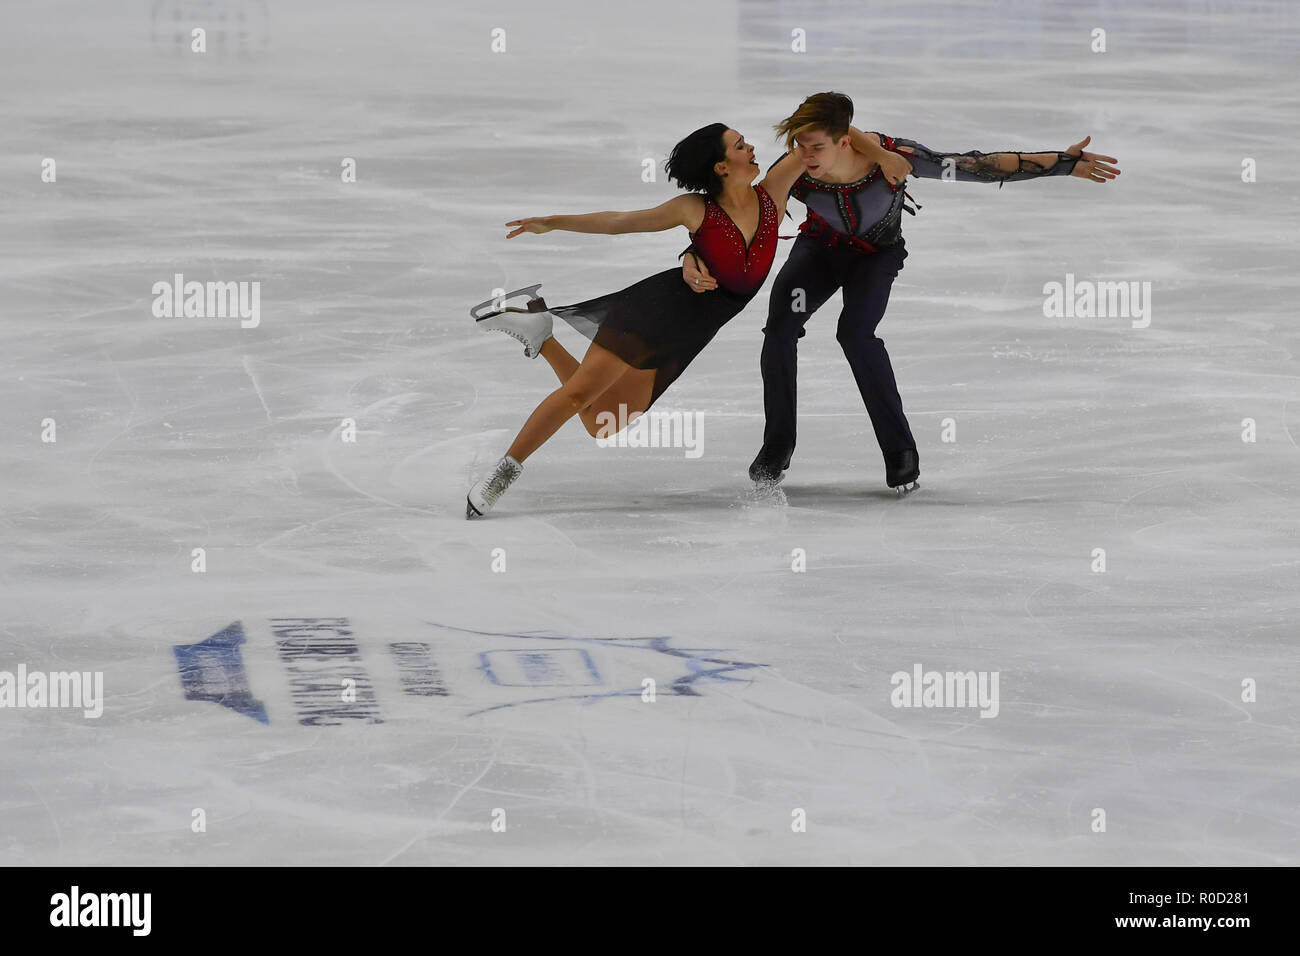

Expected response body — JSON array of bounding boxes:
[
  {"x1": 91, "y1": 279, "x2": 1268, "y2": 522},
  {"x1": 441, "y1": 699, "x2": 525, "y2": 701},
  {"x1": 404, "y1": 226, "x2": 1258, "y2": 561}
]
[{"x1": 760, "y1": 234, "x2": 915, "y2": 459}]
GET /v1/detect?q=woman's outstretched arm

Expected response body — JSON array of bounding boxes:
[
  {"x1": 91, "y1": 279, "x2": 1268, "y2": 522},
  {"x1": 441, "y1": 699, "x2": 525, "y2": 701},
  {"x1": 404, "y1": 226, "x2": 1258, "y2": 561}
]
[{"x1": 506, "y1": 194, "x2": 705, "y2": 238}]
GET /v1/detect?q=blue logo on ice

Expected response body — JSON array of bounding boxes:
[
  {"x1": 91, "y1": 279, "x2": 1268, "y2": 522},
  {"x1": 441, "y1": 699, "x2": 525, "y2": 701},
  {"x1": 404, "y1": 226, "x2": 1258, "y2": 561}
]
[
  {"x1": 479, "y1": 648, "x2": 602, "y2": 687},
  {"x1": 427, "y1": 622, "x2": 765, "y2": 715},
  {"x1": 173, "y1": 621, "x2": 268, "y2": 724}
]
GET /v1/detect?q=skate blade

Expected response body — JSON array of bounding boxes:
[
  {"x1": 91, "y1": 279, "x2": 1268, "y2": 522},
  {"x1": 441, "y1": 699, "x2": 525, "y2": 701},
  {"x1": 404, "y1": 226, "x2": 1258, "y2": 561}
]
[
  {"x1": 466, "y1": 497, "x2": 484, "y2": 519},
  {"x1": 469, "y1": 283, "x2": 546, "y2": 321},
  {"x1": 894, "y1": 480, "x2": 919, "y2": 497}
]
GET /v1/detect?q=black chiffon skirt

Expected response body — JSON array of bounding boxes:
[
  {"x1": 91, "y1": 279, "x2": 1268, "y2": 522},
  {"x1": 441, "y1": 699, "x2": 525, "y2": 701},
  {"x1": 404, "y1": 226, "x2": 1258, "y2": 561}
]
[{"x1": 550, "y1": 268, "x2": 756, "y2": 408}]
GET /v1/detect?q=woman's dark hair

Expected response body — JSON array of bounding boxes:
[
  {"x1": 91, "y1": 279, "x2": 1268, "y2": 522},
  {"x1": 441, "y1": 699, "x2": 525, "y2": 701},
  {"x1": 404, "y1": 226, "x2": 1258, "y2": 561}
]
[{"x1": 664, "y1": 123, "x2": 730, "y2": 196}]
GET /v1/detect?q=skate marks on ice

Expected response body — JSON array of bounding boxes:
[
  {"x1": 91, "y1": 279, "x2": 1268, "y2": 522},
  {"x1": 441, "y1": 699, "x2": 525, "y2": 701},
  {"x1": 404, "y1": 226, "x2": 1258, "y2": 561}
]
[
  {"x1": 390, "y1": 427, "x2": 513, "y2": 505},
  {"x1": 257, "y1": 411, "x2": 525, "y2": 573},
  {"x1": 313, "y1": 383, "x2": 507, "y2": 512}
]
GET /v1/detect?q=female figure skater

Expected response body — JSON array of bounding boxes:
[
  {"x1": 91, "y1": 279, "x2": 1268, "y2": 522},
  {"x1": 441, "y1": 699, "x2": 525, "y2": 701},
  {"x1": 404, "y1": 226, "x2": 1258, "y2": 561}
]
[{"x1": 465, "y1": 122, "x2": 913, "y2": 517}]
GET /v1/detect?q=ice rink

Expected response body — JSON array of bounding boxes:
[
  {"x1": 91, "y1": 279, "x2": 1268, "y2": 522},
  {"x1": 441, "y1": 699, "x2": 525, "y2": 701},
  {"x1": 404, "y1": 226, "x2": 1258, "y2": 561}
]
[{"x1": 2, "y1": 0, "x2": 1298, "y2": 865}]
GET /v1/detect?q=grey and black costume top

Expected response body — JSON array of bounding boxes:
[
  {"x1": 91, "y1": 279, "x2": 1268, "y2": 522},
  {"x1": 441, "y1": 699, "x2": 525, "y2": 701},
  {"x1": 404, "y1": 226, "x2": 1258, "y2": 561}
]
[{"x1": 786, "y1": 132, "x2": 1081, "y2": 253}]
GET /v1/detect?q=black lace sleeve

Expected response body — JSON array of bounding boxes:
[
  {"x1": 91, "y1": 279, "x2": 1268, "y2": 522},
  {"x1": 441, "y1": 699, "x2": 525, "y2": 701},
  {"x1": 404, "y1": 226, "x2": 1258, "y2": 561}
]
[{"x1": 890, "y1": 136, "x2": 1080, "y2": 188}]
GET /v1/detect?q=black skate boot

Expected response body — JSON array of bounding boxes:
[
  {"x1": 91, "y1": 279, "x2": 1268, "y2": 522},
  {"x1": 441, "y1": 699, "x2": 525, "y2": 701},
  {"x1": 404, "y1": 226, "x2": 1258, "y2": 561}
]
[
  {"x1": 749, "y1": 444, "x2": 793, "y2": 483},
  {"x1": 885, "y1": 448, "x2": 919, "y2": 496}
]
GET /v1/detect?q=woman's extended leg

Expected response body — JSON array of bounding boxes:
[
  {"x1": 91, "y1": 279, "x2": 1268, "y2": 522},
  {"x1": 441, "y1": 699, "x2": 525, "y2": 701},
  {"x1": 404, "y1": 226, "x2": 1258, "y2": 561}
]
[
  {"x1": 506, "y1": 343, "x2": 640, "y2": 462},
  {"x1": 580, "y1": 365, "x2": 657, "y2": 437},
  {"x1": 537, "y1": 338, "x2": 657, "y2": 439},
  {"x1": 538, "y1": 337, "x2": 581, "y2": 383},
  {"x1": 469, "y1": 341, "x2": 656, "y2": 518}
]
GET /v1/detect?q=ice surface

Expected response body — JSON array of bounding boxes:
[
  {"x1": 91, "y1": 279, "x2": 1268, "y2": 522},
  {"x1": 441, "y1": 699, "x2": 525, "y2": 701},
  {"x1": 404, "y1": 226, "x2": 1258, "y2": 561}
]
[{"x1": 1, "y1": 0, "x2": 1298, "y2": 865}]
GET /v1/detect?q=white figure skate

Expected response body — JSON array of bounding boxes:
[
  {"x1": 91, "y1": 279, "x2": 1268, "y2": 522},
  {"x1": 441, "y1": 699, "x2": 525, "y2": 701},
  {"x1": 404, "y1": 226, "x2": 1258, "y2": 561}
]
[
  {"x1": 470, "y1": 284, "x2": 553, "y2": 358},
  {"x1": 466, "y1": 455, "x2": 524, "y2": 518}
]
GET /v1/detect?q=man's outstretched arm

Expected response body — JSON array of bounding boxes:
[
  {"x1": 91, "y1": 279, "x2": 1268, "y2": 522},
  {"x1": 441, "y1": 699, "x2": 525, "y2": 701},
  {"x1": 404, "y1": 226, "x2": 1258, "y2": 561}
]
[{"x1": 889, "y1": 134, "x2": 1119, "y2": 186}]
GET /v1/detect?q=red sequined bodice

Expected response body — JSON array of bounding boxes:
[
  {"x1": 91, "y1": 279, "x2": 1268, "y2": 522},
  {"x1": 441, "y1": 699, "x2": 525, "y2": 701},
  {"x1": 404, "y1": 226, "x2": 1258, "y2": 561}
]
[{"x1": 689, "y1": 183, "x2": 779, "y2": 296}]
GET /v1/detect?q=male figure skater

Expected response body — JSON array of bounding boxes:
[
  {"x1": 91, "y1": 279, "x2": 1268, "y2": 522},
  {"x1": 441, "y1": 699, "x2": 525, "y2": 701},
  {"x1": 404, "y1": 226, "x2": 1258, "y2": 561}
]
[{"x1": 684, "y1": 92, "x2": 1119, "y2": 493}]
